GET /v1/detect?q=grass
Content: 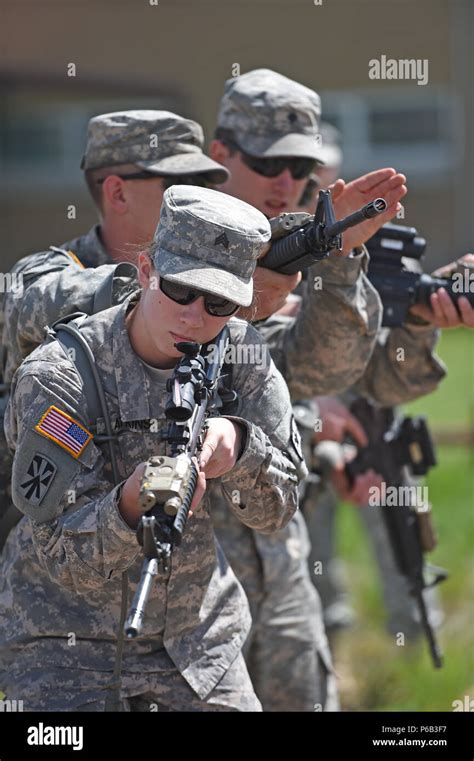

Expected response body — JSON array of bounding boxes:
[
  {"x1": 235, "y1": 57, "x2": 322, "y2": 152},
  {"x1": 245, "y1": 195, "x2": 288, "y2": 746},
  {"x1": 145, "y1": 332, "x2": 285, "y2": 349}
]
[
  {"x1": 332, "y1": 328, "x2": 474, "y2": 711},
  {"x1": 403, "y1": 326, "x2": 474, "y2": 428}
]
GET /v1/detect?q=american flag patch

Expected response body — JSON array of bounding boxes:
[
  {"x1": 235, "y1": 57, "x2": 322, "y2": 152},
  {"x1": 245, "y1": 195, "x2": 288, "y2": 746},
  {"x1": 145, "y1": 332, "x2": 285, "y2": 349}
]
[{"x1": 35, "y1": 405, "x2": 92, "y2": 458}]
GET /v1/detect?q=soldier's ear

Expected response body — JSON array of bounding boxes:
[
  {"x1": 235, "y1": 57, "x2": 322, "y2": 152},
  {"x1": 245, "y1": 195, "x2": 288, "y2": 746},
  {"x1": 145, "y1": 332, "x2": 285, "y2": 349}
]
[
  {"x1": 209, "y1": 140, "x2": 230, "y2": 165},
  {"x1": 137, "y1": 251, "x2": 154, "y2": 288},
  {"x1": 101, "y1": 175, "x2": 128, "y2": 215}
]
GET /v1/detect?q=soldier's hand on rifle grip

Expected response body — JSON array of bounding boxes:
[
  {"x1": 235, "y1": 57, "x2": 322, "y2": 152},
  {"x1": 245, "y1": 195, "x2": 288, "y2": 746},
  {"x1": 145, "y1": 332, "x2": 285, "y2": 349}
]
[
  {"x1": 331, "y1": 463, "x2": 383, "y2": 507},
  {"x1": 348, "y1": 468, "x2": 384, "y2": 507},
  {"x1": 457, "y1": 296, "x2": 474, "y2": 328},
  {"x1": 118, "y1": 462, "x2": 148, "y2": 529},
  {"x1": 410, "y1": 255, "x2": 474, "y2": 328},
  {"x1": 119, "y1": 460, "x2": 207, "y2": 525},
  {"x1": 409, "y1": 288, "x2": 461, "y2": 328},
  {"x1": 198, "y1": 418, "x2": 245, "y2": 479}
]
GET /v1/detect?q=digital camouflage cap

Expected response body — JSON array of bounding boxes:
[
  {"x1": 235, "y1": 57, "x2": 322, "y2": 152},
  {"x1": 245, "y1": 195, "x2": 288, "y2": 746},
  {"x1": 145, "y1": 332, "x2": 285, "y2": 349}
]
[
  {"x1": 81, "y1": 110, "x2": 229, "y2": 183},
  {"x1": 152, "y1": 185, "x2": 271, "y2": 307},
  {"x1": 217, "y1": 69, "x2": 323, "y2": 161}
]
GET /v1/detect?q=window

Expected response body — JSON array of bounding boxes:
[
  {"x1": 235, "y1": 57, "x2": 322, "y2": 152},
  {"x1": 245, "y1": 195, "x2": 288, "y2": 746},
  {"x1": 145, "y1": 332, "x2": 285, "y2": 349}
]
[
  {"x1": 320, "y1": 87, "x2": 461, "y2": 182},
  {"x1": 0, "y1": 92, "x2": 182, "y2": 192}
]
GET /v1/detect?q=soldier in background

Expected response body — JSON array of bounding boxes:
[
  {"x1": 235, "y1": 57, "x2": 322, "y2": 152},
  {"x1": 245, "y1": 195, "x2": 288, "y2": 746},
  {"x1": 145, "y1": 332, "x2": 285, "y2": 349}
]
[
  {"x1": 209, "y1": 68, "x2": 405, "y2": 710},
  {"x1": 296, "y1": 120, "x2": 445, "y2": 640}
]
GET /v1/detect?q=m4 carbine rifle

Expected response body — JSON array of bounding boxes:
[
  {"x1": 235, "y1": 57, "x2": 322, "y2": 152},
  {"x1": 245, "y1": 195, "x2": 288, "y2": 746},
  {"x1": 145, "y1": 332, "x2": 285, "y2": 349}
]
[
  {"x1": 363, "y1": 223, "x2": 474, "y2": 326},
  {"x1": 125, "y1": 328, "x2": 235, "y2": 638},
  {"x1": 260, "y1": 194, "x2": 474, "y2": 327},
  {"x1": 259, "y1": 189, "x2": 387, "y2": 272},
  {"x1": 345, "y1": 398, "x2": 448, "y2": 668}
]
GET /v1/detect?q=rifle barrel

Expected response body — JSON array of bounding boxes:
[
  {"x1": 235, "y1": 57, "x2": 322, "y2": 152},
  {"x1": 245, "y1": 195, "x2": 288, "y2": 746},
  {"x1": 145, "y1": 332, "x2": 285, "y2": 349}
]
[
  {"x1": 125, "y1": 558, "x2": 158, "y2": 638},
  {"x1": 414, "y1": 589, "x2": 443, "y2": 668},
  {"x1": 324, "y1": 198, "x2": 387, "y2": 240}
]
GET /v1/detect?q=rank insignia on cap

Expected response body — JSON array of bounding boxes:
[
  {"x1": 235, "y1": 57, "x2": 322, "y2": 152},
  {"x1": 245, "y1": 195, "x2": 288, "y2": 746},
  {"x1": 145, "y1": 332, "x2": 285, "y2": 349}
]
[
  {"x1": 35, "y1": 406, "x2": 92, "y2": 458},
  {"x1": 214, "y1": 232, "x2": 230, "y2": 249}
]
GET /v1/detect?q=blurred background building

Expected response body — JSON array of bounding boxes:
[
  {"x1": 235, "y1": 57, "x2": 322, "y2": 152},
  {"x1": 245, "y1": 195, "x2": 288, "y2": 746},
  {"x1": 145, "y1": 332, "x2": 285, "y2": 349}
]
[{"x1": 1, "y1": 0, "x2": 472, "y2": 269}]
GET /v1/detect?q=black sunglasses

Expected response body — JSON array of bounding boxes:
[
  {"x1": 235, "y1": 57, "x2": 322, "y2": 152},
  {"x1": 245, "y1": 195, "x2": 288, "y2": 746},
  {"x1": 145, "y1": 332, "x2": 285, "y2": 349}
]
[
  {"x1": 159, "y1": 277, "x2": 239, "y2": 317},
  {"x1": 241, "y1": 153, "x2": 317, "y2": 180},
  {"x1": 224, "y1": 138, "x2": 316, "y2": 180}
]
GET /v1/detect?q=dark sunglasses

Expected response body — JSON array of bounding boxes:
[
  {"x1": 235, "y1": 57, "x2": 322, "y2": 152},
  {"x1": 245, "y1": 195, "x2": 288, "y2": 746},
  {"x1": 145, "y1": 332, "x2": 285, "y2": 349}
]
[
  {"x1": 222, "y1": 137, "x2": 316, "y2": 180},
  {"x1": 240, "y1": 152, "x2": 316, "y2": 180},
  {"x1": 159, "y1": 277, "x2": 240, "y2": 317}
]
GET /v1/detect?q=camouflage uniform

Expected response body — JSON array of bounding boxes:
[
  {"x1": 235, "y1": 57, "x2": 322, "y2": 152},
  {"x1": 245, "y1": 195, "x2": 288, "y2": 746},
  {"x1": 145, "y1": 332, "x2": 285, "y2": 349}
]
[
  {"x1": 211, "y1": 244, "x2": 381, "y2": 710},
  {"x1": 1, "y1": 237, "x2": 125, "y2": 552},
  {"x1": 0, "y1": 110, "x2": 229, "y2": 554},
  {"x1": 354, "y1": 322, "x2": 446, "y2": 406},
  {"x1": 2, "y1": 237, "x2": 125, "y2": 387},
  {"x1": 0, "y1": 186, "x2": 303, "y2": 712},
  {"x1": 2, "y1": 96, "x2": 381, "y2": 711},
  {"x1": 259, "y1": 255, "x2": 382, "y2": 398}
]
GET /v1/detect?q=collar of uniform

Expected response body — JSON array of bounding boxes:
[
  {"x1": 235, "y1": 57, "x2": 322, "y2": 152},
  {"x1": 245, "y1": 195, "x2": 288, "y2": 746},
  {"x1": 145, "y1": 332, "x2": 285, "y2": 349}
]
[
  {"x1": 63, "y1": 224, "x2": 111, "y2": 268},
  {"x1": 112, "y1": 292, "x2": 153, "y2": 422}
]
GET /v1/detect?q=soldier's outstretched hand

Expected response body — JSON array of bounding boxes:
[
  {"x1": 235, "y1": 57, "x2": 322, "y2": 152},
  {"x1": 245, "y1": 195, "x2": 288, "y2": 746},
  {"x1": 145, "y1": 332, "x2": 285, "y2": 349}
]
[{"x1": 330, "y1": 168, "x2": 407, "y2": 255}]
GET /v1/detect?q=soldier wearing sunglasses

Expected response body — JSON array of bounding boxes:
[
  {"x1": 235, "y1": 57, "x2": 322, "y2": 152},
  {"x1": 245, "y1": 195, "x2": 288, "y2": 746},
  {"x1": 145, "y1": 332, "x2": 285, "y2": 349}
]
[
  {"x1": 1, "y1": 186, "x2": 305, "y2": 711},
  {"x1": 207, "y1": 68, "x2": 410, "y2": 712}
]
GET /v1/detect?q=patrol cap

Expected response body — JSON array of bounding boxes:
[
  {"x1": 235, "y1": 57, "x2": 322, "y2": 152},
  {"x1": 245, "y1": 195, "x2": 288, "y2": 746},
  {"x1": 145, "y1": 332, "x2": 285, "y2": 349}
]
[
  {"x1": 81, "y1": 110, "x2": 229, "y2": 184},
  {"x1": 152, "y1": 185, "x2": 271, "y2": 307},
  {"x1": 217, "y1": 68, "x2": 323, "y2": 161}
]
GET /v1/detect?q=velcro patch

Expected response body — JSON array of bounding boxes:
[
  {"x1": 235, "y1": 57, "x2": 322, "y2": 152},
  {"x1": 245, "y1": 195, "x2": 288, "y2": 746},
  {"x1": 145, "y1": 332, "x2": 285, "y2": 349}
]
[
  {"x1": 20, "y1": 454, "x2": 57, "y2": 504},
  {"x1": 35, "y1": 405, "x2": 92, "y2": 458}
]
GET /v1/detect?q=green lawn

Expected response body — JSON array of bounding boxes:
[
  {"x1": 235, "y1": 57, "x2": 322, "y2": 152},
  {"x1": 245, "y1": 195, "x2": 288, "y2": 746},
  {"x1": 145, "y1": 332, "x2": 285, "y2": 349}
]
[
  {"x1": 404, "y1": 326, "x2": 474, "y2": 427},
  {"x1": 333, "y1": 328, "x2": 474, "y2": 711}
]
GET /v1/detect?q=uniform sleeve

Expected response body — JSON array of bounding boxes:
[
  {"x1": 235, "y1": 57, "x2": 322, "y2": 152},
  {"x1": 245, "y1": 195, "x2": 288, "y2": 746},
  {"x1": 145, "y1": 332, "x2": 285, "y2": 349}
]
[
  {"x1": 258, "y1": 248, "x2": 383, "y2": 398},
  {"x1": 216, "y1": 322, "x2": 307, "y2": 534},
  {"x1": 2, "y1": 250, "x2": 137, "y2": 385},
  {"x1": 5, "y1": 361, "x2": 140, "y2": 594},
  {"x1": 354, "y1": 322, "x2": 447, "y2": 405}
]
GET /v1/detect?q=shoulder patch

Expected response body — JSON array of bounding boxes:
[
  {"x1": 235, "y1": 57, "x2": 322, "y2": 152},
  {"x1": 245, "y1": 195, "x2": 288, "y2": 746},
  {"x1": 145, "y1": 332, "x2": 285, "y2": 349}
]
[
  {"x1": 20, "y1": 454, "x2": 57, "y2": 504},
  {"x1": 35, "y1": 405, "x2": 92, "y2": 458},
  {"x1": 290, "y1": 414, "x2": 304, "y2": 461}
]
